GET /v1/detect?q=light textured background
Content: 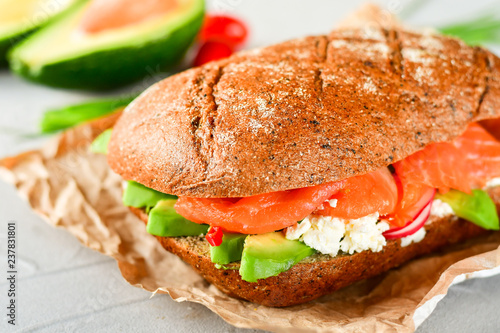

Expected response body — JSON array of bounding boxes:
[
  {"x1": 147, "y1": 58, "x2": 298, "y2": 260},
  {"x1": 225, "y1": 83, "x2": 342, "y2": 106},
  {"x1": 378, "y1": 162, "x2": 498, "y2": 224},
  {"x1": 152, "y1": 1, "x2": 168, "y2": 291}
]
[{"x1": 1, "y1": 0, "x2": 500, "y2": 332}]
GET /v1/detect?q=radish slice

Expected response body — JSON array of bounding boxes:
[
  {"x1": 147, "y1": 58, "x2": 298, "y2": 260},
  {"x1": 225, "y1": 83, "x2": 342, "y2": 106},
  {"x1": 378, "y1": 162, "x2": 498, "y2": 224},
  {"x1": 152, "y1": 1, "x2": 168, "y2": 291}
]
[{"x1": 383, "y1": 193, "x2": 435, "y2": 239}]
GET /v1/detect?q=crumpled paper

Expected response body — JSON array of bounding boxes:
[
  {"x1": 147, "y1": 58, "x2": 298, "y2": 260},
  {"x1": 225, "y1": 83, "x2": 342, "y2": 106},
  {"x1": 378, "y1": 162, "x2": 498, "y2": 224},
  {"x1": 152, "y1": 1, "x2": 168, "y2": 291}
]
[{"x1": 2, "y1": 4, "x2": 500, "y2": 332}]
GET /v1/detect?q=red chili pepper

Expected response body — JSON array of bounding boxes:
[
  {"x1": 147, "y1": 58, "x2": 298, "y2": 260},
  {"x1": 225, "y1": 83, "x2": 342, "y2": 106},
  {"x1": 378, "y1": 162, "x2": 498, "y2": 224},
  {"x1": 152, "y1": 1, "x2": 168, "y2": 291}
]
[
  {"x1": 199, "y1": 14, "x2": 248, "y2": 48},
  {"x1": 193, "y1": 40, "x2": 234, "y2": 67},
  {"x1": 205, "y1": 226, "x2": 224, "y2": 247}
]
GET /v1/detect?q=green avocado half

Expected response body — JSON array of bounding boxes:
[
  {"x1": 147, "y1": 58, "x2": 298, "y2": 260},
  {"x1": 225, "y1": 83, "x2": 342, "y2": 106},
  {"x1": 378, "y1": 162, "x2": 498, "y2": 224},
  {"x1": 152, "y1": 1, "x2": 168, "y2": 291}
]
[
  {"x1": 9, "y1": 0, "x2": 205, "y2": 90},
  {"x1": 0, "y1": 0, "x2": 76, "y2": 66}
]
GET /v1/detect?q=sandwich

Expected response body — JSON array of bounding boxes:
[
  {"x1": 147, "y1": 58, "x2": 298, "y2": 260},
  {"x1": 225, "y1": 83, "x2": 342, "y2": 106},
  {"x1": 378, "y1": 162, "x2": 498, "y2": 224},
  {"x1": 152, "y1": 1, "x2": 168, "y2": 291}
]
[{"x1": 103, "y1": 23, "x2": 500, "y2": 307}]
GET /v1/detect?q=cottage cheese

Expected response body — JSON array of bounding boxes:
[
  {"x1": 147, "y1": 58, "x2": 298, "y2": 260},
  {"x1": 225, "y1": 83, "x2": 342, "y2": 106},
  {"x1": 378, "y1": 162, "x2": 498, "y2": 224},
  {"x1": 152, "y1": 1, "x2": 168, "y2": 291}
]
[
  {"x1": 400, "y1": 227, "x2": 426, "y2": 247},
  {"x1": 285, "y1": 213, "x2": 389, "y2": 256},
  {"x1": 485, "y1": 177, "x2": 500, "y2": 189},
  {"x1": 328, "y1": 199, "x2": 338, "y2": 208},
  {"x1": 430, "y1": 199, "x2": 454, "y2": 218}
]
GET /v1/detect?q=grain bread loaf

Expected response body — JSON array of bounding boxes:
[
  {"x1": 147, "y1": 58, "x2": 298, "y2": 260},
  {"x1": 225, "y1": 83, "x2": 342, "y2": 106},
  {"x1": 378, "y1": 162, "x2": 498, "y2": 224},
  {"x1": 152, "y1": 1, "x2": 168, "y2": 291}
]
[
  {"x1": 103, "y1": 3, "x2": 500, "y2": 309},
  {"x1": 108, "y1": 26, "x2": 500, "y2": 198},
  {"x1": 130, "y1": 185, "x2": 500, "y2": 307}
]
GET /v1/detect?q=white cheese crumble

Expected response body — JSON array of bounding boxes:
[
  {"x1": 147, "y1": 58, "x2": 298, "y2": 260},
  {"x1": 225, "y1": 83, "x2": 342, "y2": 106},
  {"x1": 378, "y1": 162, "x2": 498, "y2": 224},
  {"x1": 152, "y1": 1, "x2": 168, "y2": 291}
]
[
  {"x1": 341, "y1": 214, "x2": 390, "y2": 254},
  {"x1": 328, "y1": 199, "x2": 338, "y2": 208},
  {"x1": 430, "y1": 199, "x2": 454, "y2": 218},
  {"x1": 286, "y1": 216, "x2": 345, "y2": 256},
  {"x1": 285, "y1": 213, "x2": 389, "y2": 256},
  {"x1": 485, "y1": 177, "x2": 500, "y2": 189},
  {"x1": 400, "y1": 227, "x2": 426, "y2": 247}
]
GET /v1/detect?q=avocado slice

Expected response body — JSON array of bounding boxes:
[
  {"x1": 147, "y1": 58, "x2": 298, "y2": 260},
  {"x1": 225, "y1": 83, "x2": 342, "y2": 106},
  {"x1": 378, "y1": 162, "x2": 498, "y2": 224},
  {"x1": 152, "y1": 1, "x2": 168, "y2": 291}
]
[
  {"x1": 436, "y1": 189, "x2": 499, "y2": 230},
  {"x1": 122, "y1": 180, "x2": 176, "y2": 210},
  {"x1": 9, "y1": 0, "x2": 205, "y2": 90},
  {"x1": 239, "y1": 232, "x2": 316, "y2": 282},
  {"x1": 41, "y1": 95, "x2": 135, "y2": 133},
  {"x1": 148, "y1": 199, "x2": 209, "y2": 237},
  {"x1": 90, "y1": 128, "x2": 112, "y2": 154},
  {"x1": 210, "y1": 233, "x2": 247, "y2": 265},
  {"x1": 0, "y1": 0, "x2": 76, "y2": 66}
]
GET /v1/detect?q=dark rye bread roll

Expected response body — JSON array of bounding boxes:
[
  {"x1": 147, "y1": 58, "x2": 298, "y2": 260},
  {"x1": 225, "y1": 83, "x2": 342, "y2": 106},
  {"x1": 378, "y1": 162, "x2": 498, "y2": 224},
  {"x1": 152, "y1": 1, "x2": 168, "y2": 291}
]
[
  {"x1": 130, "y1": 184, "x2": 500, "y2": 307},
  {"x1": 108, "y1": 26, "x2": 500, "y2": 198}
]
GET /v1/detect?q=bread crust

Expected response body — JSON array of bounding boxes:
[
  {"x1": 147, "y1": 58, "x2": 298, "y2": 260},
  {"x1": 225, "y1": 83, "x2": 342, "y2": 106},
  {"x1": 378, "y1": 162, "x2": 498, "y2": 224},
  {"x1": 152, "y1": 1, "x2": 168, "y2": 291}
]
[
  {"x1": 130, "y1": 186, "x2": 500, "y2": 307},
  {"x1": 109, "y1": 27, "x2": 500, "y2": 198}
]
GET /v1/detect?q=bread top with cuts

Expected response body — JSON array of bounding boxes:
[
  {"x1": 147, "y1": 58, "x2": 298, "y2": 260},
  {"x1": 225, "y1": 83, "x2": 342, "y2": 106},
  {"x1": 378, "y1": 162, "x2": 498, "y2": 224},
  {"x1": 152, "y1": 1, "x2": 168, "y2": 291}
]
[{"x1": 108, "y1": 26, "x2": 500, "y2": 198}]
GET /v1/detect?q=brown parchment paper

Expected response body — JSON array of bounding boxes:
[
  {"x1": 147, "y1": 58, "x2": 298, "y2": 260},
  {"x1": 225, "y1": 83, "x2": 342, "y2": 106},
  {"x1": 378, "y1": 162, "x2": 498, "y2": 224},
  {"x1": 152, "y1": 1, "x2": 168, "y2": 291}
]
[{"x1": 2, "y1": 5, "x2": 500, "y2": 332}]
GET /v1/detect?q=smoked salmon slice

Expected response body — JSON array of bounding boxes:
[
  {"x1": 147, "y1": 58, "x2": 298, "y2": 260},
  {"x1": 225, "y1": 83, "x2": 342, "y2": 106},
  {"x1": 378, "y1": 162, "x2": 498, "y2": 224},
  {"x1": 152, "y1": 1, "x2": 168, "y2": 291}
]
[
  {"x1": 175, "y1": 169, "x2": 398, "y2": 234},
  {"x1": 394, "y1": 123, "x2": 500, "y2": 194},
  {"x1": 313, "y1": 168, "x2": 398, "y2": 220},
  {"x1": 175, "y1": 180, "x2": 347, "y2": 234}
]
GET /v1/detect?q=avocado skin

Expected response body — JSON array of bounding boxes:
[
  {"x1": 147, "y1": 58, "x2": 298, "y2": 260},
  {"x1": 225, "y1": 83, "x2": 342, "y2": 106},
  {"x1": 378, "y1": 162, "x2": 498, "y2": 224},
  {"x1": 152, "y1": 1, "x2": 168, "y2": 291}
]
[
  {"x1": 0, "y1": 40, "x2": 12, "y2": 67},
  {"x1": 1, "y1": 25, "x2": 42, "y2": 67},
  {"x1": 0, "y1": 34, "x2": 25, "y2": 67},
  {"x1": 9, "y1": 2, "x2": 204, "y2": 90}
]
